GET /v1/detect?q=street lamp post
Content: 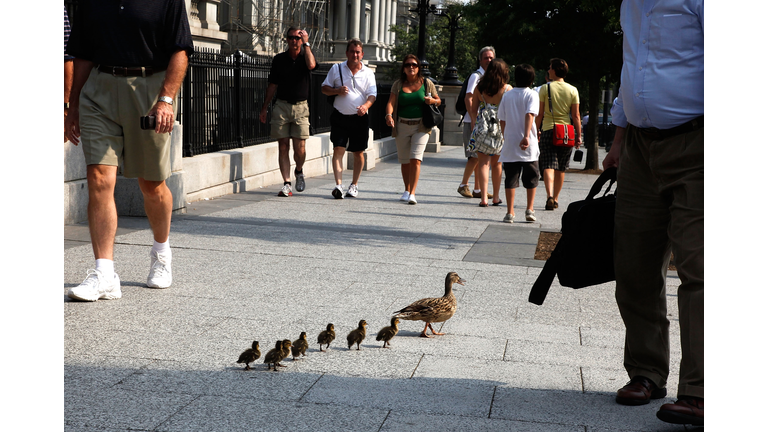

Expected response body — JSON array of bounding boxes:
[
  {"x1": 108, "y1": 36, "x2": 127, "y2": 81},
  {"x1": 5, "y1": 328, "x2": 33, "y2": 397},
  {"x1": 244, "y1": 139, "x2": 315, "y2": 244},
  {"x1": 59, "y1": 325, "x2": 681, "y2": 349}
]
[
  {"x1": 410, "y1": 0, "x2": 439, "y2": 81},
  {"x1": 437, "y1": 8, "x2": 462, "y2": 86}
]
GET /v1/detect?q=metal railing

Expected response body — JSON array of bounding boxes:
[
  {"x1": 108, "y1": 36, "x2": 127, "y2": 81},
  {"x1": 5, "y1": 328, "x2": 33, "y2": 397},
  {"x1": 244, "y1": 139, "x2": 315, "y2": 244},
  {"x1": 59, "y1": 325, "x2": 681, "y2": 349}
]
[{"x1": 180, "y1": 49, "x2": 394, "y2": 157}]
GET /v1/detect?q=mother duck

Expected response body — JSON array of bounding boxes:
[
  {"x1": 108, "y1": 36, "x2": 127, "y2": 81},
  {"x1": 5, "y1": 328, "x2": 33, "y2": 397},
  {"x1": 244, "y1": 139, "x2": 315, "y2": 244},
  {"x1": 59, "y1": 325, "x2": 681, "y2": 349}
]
[{"x1": 393, "y1": 272, "x2": 465, "y2": 338}]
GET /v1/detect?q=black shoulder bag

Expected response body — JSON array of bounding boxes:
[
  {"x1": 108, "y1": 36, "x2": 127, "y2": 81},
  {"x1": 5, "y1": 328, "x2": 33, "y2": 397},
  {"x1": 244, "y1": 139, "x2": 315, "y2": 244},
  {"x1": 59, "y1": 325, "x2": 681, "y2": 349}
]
[{"x1": 327, "y1": 63, "x2": 343, "y2": 105}]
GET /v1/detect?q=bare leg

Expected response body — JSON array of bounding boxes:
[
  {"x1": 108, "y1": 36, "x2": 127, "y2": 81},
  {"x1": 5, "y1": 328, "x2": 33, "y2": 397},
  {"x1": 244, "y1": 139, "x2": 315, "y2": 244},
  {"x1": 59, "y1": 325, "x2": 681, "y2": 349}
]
[
  {"x1": 543, "y1": 168, "x2": 555, "y2": 199},
  {"x1": 401, "y1": 163, "x2": 410, "y2": 191},
  {"x1": 476, "y1": 153, "x2": 491, "y2": 205},
  {"x1": 277, "y1": 138, "x2": 292, "y2": 183},
  {"x1": 553, "y1": 170, "x2": 565, "y2": 204},
  {"x1": 526, "y1": 187, "x2": 536, "y2": 211},
  {"x1": 86, "y1": 165, "x2": 119, "y2": 260},
  {"x1": 490, "y1": 155, "x2": 502, "y2": 203},
  {"x1": 408, "y1": 159, "x2": 421, "y2": 194},
  {"x1": 332, "y1": 146, "x2": 346, "y2": 185},
  {"x1": 292, "y1": 138, "x2": 306, "y2": 172},
  {"x1": 351, "y1": 151, "x2": 365, "y2": 185},
  {"x1": 461, "y1": 157, "x2": 478, "y2": 185},
  {"x1": 138, "y1": 178, "x2": 173, "y2": 243},
  {"x1": 506, "y1": 187, "x2": 516, "y2": 215}
]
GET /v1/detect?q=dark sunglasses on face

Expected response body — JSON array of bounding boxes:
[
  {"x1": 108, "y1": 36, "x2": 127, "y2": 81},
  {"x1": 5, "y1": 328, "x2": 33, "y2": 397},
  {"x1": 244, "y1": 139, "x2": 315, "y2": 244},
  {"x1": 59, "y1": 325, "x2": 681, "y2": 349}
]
[
  {"x1": 287, "y1": 36, "x2": 301, "y2": 41},
  {"x1": 404, "y1": 63, "x2": 419, "y2": 68}
]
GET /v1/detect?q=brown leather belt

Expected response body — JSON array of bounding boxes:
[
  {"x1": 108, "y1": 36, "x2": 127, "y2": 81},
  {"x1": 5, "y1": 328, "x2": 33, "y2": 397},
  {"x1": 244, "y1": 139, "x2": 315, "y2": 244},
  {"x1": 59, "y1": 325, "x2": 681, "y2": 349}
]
[
  {"x1": 97, "y1": 65, "x2": 164, "y2": 77},
  {"x1": 636, "y1": 115, "x2": 703, "y2": 141},
  {"x1": 399, "y1": 119, "x2": 421, "y2": 125}
]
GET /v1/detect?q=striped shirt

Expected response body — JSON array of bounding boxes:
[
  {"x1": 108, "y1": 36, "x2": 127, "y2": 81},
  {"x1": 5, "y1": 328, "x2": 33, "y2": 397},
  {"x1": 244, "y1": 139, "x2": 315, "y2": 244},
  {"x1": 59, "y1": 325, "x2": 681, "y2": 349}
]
[{"x1": 64, "y1": 5, "x2": 74, "y2": 61}]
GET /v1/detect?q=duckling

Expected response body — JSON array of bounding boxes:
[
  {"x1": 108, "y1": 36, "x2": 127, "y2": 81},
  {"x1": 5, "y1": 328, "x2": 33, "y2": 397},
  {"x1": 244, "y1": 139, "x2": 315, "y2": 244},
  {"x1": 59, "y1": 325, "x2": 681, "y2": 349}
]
[
  {"x1": 276, "y1": 339, "x2": 292, "y2": 367},
  {"x1": 263, "y1": 340, "x2": 283, "y2": 371},
  {"x1": 376, "y1": 317, "x2": 400, "y2": 348},
  {"x1": 393, "y1": 272, "x2": 466, "y2": 338},
  {"x1": 236, "y1": 341, "x2": 261, "y2": 370},
  {"x1": 292, "y1": 332, "x2": 309, "y2": 360},
  {"x1": 346, "y1": 319, "x2": 368, "y2": 350},
  {"x1": 317, "y1": 323, "x2": 336, "y2": 352}
]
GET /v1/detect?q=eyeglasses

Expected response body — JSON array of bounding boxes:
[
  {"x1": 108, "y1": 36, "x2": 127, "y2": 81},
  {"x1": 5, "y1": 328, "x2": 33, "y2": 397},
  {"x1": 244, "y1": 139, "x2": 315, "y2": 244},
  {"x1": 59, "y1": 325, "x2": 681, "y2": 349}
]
[
  {"x1": 287, "y1": 36, "x2": 301, "y2": 41},
  {"x1": 404, "y1": 63, "x2": 419, "y2": 68}
]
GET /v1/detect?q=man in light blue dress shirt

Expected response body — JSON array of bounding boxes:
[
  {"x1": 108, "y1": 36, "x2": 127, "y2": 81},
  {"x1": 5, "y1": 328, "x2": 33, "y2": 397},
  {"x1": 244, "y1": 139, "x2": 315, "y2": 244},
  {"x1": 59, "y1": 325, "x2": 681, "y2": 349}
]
[{"x1": 604, "y1": 0, "x2": 703, "y2": 426}]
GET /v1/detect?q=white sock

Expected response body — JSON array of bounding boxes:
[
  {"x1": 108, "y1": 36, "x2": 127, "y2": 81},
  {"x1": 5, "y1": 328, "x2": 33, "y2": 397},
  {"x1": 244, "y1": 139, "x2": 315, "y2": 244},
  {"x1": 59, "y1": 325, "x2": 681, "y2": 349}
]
[
  {"x1": 152, "y1": 239, "x2": 171, "y2": 256},
  {"x1": 95, "y1": 259, "x2": 115, "y2": 278},
  {"x1": 473, "y1": 189, "x2": 481, "y2": 193},
  {"x1": 459, "y1": 184, "x2": 467, "y2": 187}
]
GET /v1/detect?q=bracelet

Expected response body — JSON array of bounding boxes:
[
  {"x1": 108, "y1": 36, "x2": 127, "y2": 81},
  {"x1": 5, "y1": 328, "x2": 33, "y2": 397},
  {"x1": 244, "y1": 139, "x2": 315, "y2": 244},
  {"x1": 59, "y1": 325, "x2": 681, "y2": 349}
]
[{"x1": 385, "y1": 113, "x2": 392, "y2": 117}]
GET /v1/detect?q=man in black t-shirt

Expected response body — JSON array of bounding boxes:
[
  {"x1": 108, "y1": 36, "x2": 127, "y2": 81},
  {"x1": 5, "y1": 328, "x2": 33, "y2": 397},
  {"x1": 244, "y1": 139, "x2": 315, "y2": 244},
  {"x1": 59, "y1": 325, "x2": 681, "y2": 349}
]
[
  {"x1": 64, "y1": 0, "x2": 194, "y2": 301},
  {"x1": 259, "y1": 27, "x2": 317, "y2": 197}
]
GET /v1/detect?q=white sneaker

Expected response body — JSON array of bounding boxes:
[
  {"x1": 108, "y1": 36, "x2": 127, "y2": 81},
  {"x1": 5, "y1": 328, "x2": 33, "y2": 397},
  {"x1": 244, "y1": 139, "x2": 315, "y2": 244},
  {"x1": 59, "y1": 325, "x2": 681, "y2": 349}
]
[
  {"x1": 502, "y1": 213, "x2": 515, "y2": 223},
  {"x1": 332, "y1": 184, "x2": 344, "y2": 199},
  {"x1": 400, "y1": 191, "x2": 410, "y2": 202},
  {"x1": 147, "y1": 249, "x2": 173, "y2": 289},
  {"x1": 346, "y1": 184, "x2": 358, "y2": 198},
  {"x1": 68, "y1": 269, "x2": 122, "y2": 301},
  {"x1": 278, "y1": 184, "x2": 293, "y2": 197},
  {"x1": 408, "y1": 194, "x2": 417, "y2": 205},
  {"x1": 525, "y1": 209, "x2": 537, "y2": 221}
]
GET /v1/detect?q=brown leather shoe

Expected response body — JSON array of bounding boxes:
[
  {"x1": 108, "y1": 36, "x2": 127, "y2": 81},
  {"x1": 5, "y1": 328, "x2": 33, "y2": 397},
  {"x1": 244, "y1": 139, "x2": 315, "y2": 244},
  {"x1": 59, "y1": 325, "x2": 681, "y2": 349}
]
[
  {"x1": 656, "y1": 397, "x2": 703, "y2": 426},
  {"x1": 457, "y1": 185, "x2": 473, "y2": 198},
  {"x1": 471, "y1": 190, "x2": 494, "y2": 199},
  {"x1": 615, "y1": 376, "x2": 667, "y2": 406},
  {"x1": 545, "y1": 197, "x2": 556, "y2": 210}
]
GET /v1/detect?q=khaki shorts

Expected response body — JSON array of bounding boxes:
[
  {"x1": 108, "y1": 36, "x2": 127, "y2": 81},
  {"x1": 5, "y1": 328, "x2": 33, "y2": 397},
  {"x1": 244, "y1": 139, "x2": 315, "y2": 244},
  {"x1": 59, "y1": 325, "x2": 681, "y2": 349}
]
[
  {"x1": 270, "y1": 99, "x2": 310, "y2": 139},
  {"x1": 394, "y1": 118, "x2": 429, "y2": 164},
  {"x1": 79, "y1": 68, "x2": 176, "y2": 181}
]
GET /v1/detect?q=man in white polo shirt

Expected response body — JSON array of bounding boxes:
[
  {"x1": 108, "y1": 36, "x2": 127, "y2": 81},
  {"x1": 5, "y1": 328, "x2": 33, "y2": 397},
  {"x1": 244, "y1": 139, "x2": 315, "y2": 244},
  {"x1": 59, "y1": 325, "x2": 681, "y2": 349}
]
[{"x1": 321, "y1": 38, "x2": 377, "y2": 199}]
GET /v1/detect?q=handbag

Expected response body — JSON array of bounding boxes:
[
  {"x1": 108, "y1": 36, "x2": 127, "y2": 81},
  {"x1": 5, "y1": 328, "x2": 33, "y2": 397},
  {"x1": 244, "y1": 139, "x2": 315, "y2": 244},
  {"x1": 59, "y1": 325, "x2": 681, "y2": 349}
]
[
  {"x1": 547, "y1": 83, "x2": 575, "y2": 147},
  {"x1": 327, "y1": 63, "x2": 343, "y2": 105},
  {"x1": 467, "y1": 95, "x2": 504, "y2": 155},
  {"x1": 422, "y1": 103, "x2": 443, "y2": 128},
  {"x1": 528, "y1": 168, "x2": 617, "y2": 305}
]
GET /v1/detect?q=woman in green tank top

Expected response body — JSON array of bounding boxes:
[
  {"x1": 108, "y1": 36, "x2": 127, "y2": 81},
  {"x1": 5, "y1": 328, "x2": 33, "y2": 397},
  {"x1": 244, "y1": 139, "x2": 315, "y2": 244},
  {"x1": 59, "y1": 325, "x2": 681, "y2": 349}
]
[{"x1": 384, "y1": 54, "x2": 441, "y2": 205}]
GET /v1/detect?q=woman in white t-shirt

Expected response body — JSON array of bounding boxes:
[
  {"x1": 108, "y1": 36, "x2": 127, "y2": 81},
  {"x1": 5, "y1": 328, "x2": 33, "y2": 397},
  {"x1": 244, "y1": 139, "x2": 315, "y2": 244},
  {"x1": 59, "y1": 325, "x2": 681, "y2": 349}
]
[{"x1": 498, "y1": 64, "x2": 540, "y2": 223}]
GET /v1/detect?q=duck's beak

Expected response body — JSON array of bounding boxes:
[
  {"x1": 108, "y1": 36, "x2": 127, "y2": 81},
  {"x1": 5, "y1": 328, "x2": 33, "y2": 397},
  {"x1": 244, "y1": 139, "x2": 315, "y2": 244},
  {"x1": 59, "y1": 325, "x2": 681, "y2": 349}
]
[{"x1": 457, "y1": 278, "x2": 466, "y2": 285}]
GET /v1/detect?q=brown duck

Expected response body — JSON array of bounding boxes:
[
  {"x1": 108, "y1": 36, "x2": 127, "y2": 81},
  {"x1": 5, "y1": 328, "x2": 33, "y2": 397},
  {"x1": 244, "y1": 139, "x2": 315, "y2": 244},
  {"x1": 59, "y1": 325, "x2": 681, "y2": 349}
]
[
  {"x1": 291, "y1": 332, "x2": 309, "y2": 360},
  {"x1": 346, "y1": 319, "x2": 368, "y2": 350},
  {"x1": 393, "y1": 272, "x2": 465, "y2": 338},
  {"x1": 317, "y1": 323, "x2": 336, "y2": 352},
  {"x1": 277, "y1": 339, "x2": 292, "y2": 367},
  {"x1": 376, "y1": 317, "x2": 400, "y2": 348},
  {"x1": 263, "y1": 340, "x2": 284, "y2": 371},
  {"x1": 236, "y1": 341, "x2": 260, "y2": 370}
]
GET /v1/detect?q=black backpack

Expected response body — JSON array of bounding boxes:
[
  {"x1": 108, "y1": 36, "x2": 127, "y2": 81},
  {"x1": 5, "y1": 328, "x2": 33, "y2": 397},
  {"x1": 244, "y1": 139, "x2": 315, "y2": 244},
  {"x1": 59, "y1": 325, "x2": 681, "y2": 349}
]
[
  {"x1": 528, "y1": 168, "x2": 618, "y2": 305},
  {"x1": 455, "y1": 71, "x2": 481, "y2": 116}
]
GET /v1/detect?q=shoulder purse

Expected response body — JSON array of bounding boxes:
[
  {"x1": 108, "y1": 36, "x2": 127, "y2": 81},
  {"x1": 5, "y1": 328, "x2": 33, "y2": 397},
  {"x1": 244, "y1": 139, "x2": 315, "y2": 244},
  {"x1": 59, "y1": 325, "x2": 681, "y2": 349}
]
[
  {"x1": 327, "y1": 63, "x2": 343, "y2": 105},
  {"x1": 421, "y1": 82, "x2": 443, "y2": 128},
  {"x1": 548, "y1": 83, "x2": 575, "y2": 147}
]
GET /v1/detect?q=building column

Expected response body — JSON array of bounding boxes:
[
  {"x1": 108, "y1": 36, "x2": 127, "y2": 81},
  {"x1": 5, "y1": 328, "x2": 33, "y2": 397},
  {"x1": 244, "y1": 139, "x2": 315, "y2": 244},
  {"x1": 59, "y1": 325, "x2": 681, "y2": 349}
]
[
  {"x1": 350, "y1": 0, "x2": 361, "y2": 40},
  {"x1": 369, "y1": 0, "x2": 380, "y2": 44}
]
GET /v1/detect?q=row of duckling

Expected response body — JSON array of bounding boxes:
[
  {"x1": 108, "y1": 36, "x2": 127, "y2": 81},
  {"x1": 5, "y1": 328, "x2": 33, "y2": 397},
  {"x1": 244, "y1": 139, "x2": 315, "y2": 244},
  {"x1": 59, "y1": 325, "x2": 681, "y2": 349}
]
[
  {"x1": 236, "y1": 272, "x2": 466, "y2": 371},
  {"x1": 237, "y1": 317, "x2": 400, "y2": 371}
]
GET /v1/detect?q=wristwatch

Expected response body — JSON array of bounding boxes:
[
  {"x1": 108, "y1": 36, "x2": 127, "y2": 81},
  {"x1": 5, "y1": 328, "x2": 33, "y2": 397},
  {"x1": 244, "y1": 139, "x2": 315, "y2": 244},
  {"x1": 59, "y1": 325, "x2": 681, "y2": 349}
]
[
  {"x1": 158, "y1": 96, "x2": 173, "y2": 105},
  {"x1": 303, "y1": 43, "x2": 311, "y2": 48}
]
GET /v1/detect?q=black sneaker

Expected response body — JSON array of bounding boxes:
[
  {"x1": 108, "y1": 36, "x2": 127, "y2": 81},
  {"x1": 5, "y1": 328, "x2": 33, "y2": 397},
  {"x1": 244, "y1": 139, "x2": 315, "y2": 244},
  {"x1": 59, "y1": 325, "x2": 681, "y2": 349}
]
[{"x1": 295, "y1": 172, "x2": 305, "y2": 192}]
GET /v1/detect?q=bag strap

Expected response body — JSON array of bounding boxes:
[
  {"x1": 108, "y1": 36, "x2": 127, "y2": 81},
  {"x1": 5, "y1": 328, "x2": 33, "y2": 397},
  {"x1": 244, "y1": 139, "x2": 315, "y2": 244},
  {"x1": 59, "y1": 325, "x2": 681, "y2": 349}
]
[
  {"x1": 528, "y1": 238, "x2": 564, "y2": 305},
  {"x1": 337, "y1": 63, "x2": 343, "y2": 87},
  {"x1": 585, "y1": 167, "x2": 618, "y2": 200}
]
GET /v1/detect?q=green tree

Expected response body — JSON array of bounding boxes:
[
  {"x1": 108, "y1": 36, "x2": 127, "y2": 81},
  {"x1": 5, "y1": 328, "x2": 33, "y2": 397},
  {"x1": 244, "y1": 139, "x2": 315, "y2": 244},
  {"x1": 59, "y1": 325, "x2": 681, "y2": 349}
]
[
  {"x1": 465, "y1": 0, "x2": 623, "y2": 169},
  {"x1": 388, "y1": 3, "x2": 481, "y2": 82}
]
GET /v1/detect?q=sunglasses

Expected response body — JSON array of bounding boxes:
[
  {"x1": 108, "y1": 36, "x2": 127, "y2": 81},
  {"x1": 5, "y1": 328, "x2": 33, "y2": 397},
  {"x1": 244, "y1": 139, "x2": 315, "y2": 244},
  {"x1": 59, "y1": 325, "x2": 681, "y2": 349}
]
[
  {"x1": 287, "y1": 36, "x2": 301, "y2": 41},
  {"x1": 404, "y1": 63, "x2": 419, "y2": 68}
]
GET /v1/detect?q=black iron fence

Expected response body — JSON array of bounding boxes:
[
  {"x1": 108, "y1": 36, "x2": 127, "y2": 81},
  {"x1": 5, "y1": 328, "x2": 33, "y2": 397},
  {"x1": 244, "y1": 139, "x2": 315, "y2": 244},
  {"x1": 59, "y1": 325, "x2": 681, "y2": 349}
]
[{"x1": 180, "y1": 48, "x2": 394, "y2": 158}]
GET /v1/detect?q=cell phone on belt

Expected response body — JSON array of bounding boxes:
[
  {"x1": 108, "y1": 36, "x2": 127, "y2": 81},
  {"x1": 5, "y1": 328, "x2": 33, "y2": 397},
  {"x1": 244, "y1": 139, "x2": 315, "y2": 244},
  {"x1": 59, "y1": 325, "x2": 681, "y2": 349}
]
[{"x1": 140, "y1": 116, "x2": 157, "y2": 130}]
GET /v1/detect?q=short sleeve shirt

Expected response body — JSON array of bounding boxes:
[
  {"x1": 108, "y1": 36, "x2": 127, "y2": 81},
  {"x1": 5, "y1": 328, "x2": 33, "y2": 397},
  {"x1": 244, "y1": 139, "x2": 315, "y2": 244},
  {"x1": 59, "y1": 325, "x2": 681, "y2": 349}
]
[
  {"x1": 66, "y1": 0, "x2": 194, "y2": 69},
  {"x1": 498, "y1": 88, "x2": 540, "y2": 163},
  {"x1": 463, "y1": 68, "x2": 484, "y2": 123},
  {"x1": 322, "y1": 62, "x2": 377, "y2": 116},
  {"x1": 268, "y1": 51, "x2": 316, "y2": 103},
  {"x1": 538, "y1": 81, "x2": 580, "y2": 131}
]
